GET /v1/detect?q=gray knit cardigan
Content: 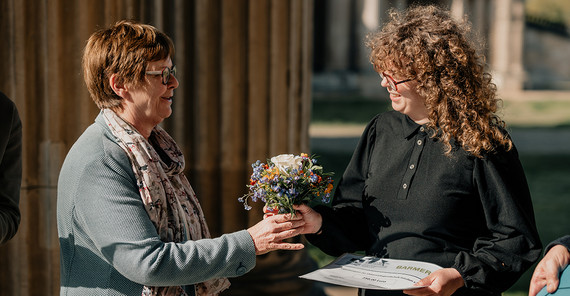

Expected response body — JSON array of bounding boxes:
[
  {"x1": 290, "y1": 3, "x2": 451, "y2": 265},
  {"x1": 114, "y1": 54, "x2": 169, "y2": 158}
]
[{"x1": 57, "y1": 114, "x2": 256, "y2": 295}]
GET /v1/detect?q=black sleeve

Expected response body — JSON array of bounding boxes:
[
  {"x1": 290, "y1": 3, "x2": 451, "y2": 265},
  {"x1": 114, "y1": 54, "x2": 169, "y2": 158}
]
[
  {"x1": 453, "y1": 143, "x2": 542, "y2": 294},
  {"x1": 306, "y1": 115, "x2": 379, "y2": 256},
  {"x1": 0, "y1": 93, "x2": 22, "y2": 245},
  {"x1": 545, "y1": 235, "x2": 570, "y2": 254}
]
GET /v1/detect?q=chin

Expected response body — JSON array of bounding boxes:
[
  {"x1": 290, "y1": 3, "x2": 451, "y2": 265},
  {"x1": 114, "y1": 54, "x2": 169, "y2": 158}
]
[
  {"x1": 161, "y1": 106, "x2": 173, "y2": 117},
  {"x1": 391, "y1": 103, "x2": 404, "y2": 113}
]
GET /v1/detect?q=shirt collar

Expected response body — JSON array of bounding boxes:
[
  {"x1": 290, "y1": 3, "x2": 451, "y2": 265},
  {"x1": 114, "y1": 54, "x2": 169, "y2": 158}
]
[{"x1": 400, "y1": 114, "x2": 425, "y2": 139}]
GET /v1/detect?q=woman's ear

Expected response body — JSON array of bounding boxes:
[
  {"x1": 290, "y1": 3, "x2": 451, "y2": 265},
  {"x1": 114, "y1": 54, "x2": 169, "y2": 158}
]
[{"x1": 109, "y1": 74, "x2": 129, "y2": 98}]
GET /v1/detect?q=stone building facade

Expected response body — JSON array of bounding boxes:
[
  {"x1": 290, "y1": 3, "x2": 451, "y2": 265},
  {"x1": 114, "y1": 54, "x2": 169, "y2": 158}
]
[
  {"x1": 524, "y1": 17, "x2": 570, "y2": 89},
  {"x1": 313, "y1": 0, "x2": 529, "y2": 97},
  {"x1": 0, "y1": 1, "x2": 316, "y2": 295}
]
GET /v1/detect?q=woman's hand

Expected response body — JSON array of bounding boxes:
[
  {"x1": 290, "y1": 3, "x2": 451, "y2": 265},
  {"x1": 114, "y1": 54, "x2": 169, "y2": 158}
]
[
  {"x1": 529, "y1": 244, "x2": 570, "y2": 296},
  {"x1": 292, "y1": 204, "x2": 323, "y2": 235},
  {"x1": 262, "y1": 204, "x2": 322, "y2": 235},
  {"x1": 402, "y1": 268, "x2": 464, "y2": 296},
  {"x1": 247, "y1": 213, "x2": 305, "y2": 255}
]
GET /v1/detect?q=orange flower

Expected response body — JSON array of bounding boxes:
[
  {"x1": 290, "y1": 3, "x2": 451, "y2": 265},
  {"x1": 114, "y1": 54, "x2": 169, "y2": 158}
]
[
  {"x1": 325, "y1": 183, "x2": 333, "y2": 194},
  {"x1": 267, "y1": 167, "x2": 280, "y2": 180}
]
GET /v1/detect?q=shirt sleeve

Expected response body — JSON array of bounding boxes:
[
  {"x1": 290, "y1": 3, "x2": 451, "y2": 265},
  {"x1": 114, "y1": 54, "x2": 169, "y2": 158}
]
[
  {"x1": 73, "y1": 148, "x2": 256, "y2": 287},
  {"x1": 545, "y1": 235, "x2": 570, "y2": 253},
  {"x1": 0, "y1": 99, "x2": 22, "y2": 245},
  {"x1": 306, "y1": 115, "x2": 379, "y2": 256},
  {"x1": 453, "y1": 144, "x2": 542, "y2": 294}
]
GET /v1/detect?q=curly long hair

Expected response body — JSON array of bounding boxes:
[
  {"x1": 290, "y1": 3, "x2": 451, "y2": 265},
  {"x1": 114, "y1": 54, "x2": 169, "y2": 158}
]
[{"x1": 367, "y1": 5, "x2": 512, "y2": 157}]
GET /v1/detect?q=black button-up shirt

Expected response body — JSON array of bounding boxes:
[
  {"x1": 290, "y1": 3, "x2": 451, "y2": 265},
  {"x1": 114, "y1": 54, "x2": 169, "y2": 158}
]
[{"x1": 308, "y1": 111, "x2": 542, "y2": 296}]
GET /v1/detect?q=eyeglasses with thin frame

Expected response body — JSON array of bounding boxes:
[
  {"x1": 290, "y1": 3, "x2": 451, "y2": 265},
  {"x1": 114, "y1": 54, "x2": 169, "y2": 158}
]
[
  {"x1": 146, "y1": 65, "x2": 176, "y2": 85},
  {"x1": 379, "y1": 72, "x2": 412, "y2": 92}
]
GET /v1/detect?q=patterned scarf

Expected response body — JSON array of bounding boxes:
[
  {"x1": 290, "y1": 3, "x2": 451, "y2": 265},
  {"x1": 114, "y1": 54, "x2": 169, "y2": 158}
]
[{"x1": 102, "y1": 109, "x2": 231, "y2": 296}]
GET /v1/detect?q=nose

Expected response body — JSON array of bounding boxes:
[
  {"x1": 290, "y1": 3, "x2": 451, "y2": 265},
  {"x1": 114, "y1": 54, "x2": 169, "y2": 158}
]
[
  {"x1": 380, "y1": 75, "x2": 392, "y2": 91},
  {"x1": 168, "y1": 74, "x2": 179, "y2": 89},
  {"x1": 380, "y1": 76, "x2": 388, "y2": 88}
]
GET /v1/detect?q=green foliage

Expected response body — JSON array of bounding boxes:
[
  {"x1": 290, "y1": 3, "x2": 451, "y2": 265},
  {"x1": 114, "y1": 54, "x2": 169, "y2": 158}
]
[
  {"x1": 526, "y1": 0, "x2": 570, "y2": 25},
  {"x1": 503, "y1": 100, "x2": 570, "y2": 128},
  {"x1": 312, "y1": 97, "x2": 391, "y2": 125},
  {"x1": 508, "y1": 153, "x2": 570, "y2": 293}
]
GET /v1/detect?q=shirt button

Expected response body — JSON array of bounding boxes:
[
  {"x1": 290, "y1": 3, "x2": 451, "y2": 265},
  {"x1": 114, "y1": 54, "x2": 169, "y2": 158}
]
[
  {"x1": 420, "y1": 127, "x2": 425, "y2": 132},
  {"x1": 409, "y1": 164, "x2": 415, "y2": 170},
  {"x1": 417, "y1": 140, "x2": 423, "y2": 146},
  {"x1": 402, "y1": 183, "x2": 408, "y2": 189}
]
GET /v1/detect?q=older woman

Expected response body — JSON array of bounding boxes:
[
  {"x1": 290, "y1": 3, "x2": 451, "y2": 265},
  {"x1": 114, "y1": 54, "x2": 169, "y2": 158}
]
[
  {"x1": 57, "y1": 20, "x2": 305, "y2": 296},
  {"x1": 295, "y1": 5, "x2": 542, "y2": 296}
]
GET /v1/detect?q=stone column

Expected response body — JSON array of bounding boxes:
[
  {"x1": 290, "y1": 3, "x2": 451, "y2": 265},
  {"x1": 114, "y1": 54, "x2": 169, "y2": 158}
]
[
  {"x1": 490, "y1": 0, "x2": 526, "y2": 91},
  {"x1": 0, "y1": 0, "x2": 315, "y2": 294},
  {"x1": 450, "y1": 0, "x2": 466, "y2": 20},
  {"x1": 394, "y1": 0, "x2": 408, "y2": 12},
  {"x1": 357, "y1": 0, "x2": 394, "y2": 98},
  {"x1": 323, "y1": 0, "x2": 353, "y2": 72},
  {"x1": 357, "y1": 0, "x2": 379, "y2": 71},
  {"x1": 471, "y1": 0, "x2": 488, "y2": 37}
]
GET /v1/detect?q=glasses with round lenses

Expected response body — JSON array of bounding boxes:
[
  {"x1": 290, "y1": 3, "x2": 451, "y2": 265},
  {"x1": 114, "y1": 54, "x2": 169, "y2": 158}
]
[
  {"x1": 146, "y1": 66, "x2": 176, "y2": 85},
  {"x1": 379, "y1": 72, "x2": 411, "y2": 92}
]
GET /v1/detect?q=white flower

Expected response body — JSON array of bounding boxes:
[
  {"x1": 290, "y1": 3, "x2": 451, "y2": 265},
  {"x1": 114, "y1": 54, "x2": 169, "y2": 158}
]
[{"x1": 271, "y1": 154, "x2": 303, "y2": 174}]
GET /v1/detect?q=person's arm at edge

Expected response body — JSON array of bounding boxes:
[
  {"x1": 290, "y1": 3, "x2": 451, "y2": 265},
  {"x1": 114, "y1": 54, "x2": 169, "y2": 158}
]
[
  {"x1": 529, "y1": 235, "x2": 570, "y2": 296},
  {"x1": 0, "y1": 97, "x2": 22, "y2": 245}
]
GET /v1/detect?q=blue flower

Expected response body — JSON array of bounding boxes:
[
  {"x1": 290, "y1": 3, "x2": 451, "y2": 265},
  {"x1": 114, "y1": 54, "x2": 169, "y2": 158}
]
[{"x1": 310, "y1": 174, "x2": 319, "y2": 183}]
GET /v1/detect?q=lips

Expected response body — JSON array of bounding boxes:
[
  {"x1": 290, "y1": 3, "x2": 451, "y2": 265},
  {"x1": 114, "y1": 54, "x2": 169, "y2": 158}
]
[
  {"x1": 389, "y1": 92, "x2": 401, "y2": 101},
  {"x1": 161, "y1": 96, "x2": 173, "y2": 102}
]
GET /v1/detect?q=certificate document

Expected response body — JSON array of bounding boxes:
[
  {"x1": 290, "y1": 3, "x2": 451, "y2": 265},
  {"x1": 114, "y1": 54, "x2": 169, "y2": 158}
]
[{"x1": 300, "y1": 253, "x2": 442, "y2": 290}]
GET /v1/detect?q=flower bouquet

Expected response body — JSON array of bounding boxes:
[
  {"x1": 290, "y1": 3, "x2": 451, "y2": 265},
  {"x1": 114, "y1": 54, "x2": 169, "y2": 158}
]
[{"x1": 238, "y1": 153, "x2": 334, "y2": 215}]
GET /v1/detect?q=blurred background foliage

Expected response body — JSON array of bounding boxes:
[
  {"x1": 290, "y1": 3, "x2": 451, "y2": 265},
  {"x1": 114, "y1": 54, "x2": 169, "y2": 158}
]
[{"x1": 526, "y1": 0, "x2": 570, "y2": 25}]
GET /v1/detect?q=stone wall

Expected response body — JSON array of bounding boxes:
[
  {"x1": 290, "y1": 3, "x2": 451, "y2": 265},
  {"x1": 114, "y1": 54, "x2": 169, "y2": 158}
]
[
  {"x1": 524, "y1": 19, "x2": 570, "y2": 89},
  {"x1": 0, "y1": 0, "x2": 315, "y2": 295}
]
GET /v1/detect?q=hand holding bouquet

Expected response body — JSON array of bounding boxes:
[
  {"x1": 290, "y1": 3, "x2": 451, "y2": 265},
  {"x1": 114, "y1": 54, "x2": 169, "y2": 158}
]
[{"x1": 239, "y1": 153, "x2": 334, "y2": 215}]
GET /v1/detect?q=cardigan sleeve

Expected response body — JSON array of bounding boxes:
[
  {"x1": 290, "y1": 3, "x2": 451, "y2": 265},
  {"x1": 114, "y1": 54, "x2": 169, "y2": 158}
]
[
  {"x1": 452, "y1": 144, "x2": 542, "y2": 294},
  {"x1": 306, "y1": 115, "x2": 379, "y2": 256},
  {"x1": 0, "y1": 95, "x2": 22, "y2": 245},
  {"x1": 71, "y1": 142, "x2": 256, "y2": 287}
]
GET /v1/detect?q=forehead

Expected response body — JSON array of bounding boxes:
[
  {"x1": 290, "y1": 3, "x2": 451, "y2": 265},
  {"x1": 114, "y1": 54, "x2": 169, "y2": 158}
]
[
  {"x1": 147, "y1": 57, "x2": 172, "y2": 69},
  {"x1": 375, "y1": 60, "x2": 399, "y2": 73},
  {"x1": 382, "y1": 70, "x2": 407, "y2": 79}
]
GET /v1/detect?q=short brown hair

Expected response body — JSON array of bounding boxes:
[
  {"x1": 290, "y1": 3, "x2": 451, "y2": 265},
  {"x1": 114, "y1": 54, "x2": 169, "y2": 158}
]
[
  {"x1": 82, "y1": 20, "x2": 174, "y2": 110},
  {"x1": 367, "y1": 5, "x2": 511, "y2": 157}
]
